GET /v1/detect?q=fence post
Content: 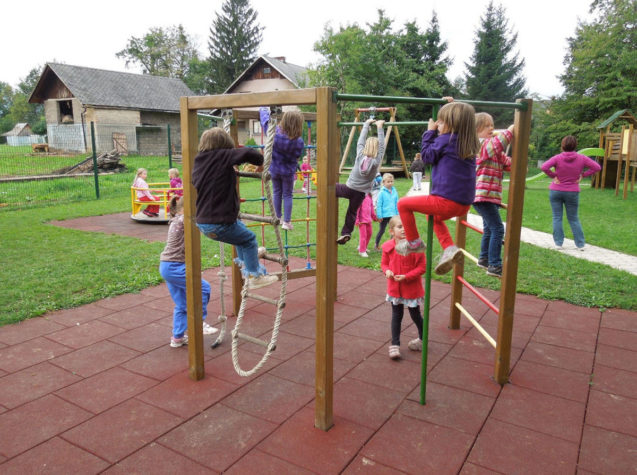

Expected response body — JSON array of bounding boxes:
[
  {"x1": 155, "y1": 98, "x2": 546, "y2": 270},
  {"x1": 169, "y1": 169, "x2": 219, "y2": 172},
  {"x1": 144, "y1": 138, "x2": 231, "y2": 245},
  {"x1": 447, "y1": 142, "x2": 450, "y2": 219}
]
[
  {"x1": 90, "y1": 122, "x2": 100, "y2": 199},
  {"x1": 167, "y1": 124, "x2": 173, "y2": 169}
]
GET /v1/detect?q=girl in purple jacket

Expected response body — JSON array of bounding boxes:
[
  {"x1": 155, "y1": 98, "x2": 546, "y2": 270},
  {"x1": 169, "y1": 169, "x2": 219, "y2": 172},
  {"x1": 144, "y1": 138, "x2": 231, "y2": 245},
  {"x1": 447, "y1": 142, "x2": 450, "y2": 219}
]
[
  {"x1": 541, "y1": 135, "x2": 601, "y2": 250},
  {"x1": 260, "y1": 107, "x2": 305, "y2": 230}
]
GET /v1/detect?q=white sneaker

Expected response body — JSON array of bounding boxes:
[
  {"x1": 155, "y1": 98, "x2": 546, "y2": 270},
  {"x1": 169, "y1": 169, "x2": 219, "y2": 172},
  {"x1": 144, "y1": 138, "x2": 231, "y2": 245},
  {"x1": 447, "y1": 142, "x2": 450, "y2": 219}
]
[
  {"x1": 202, "y1": 322, "x2": 219, "y2": 335},
  {"x1": 359, "y1": 251, "x2": 368, "y2": 258},
  {"x1": 408, "y1": 338, "x2": 422, "y2": 351},
  {"x1": 258, "y1": 246, "x2": 267, "y2": 258},
  {"x1": 248, "y1": 274, "x2": 278, "y2": 289},
  {"x1": 434, "y1": 245, "x2": 463, "y2": 275},
  {"x1": 281, "y1": 221, "x2": 293, "y2": 230}
]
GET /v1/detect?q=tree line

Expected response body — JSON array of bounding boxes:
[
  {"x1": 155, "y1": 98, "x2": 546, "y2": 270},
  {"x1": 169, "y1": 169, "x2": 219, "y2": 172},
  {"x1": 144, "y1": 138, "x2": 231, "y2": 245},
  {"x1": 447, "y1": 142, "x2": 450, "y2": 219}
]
[{"x1": 1, "y1": 0, "x2": 634, "y2": 162}]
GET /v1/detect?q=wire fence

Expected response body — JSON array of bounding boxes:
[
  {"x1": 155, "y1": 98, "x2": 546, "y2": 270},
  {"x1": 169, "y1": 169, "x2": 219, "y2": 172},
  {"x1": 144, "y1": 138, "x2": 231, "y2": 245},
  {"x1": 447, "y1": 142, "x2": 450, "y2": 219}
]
[{"x1": 0, "y1": 123, "x2": 178, "y2": 210}]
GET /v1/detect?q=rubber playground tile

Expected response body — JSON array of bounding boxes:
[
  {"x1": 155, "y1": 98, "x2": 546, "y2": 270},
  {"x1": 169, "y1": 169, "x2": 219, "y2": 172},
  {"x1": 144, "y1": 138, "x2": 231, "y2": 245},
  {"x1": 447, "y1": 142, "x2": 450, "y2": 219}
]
[
  {"x1": 346, "y1": 352, "x2": 421, "y2": 394},
  {"x1": 222, "y1": 373, "x2": 315, "y2": 424},
  {"x1": 598, "y1": 327, "x2": 637, "y2": 351},
  {"x1": 0, "y1": 316, "x2": 65, "y2": 345},
  {"x1": 95, "y1": 292, "x2": 157, "y2": 311},
  {"x1": 360, "y1": 412, "x2": 474, "y2": 474},
  {"x1": 98, "y1": 305, "x2": 170, "y2": 330},
  {"x1": 0, "y1": 395, "x2": 92, "y2": 458},
  {"x1": 139, "y1": 283, "x2": 169, "y2": 298},
  {"x1": 401, "y1": 382, "x2": 496, "y2": 435},
  {"x1": 225, "y1": 449, "x2": 314, "y2": 475},
  {"x1": 332, "y1": 376, "x2": 406, "y2": 430},
  {"x1": 338, "y1": 315, "x2": 393, "y2": 343},
  {"x1": 427, "y1": 320, "x2": 473, "y2": 345},
  {"x1": 240, "y1": 329, "x2": 314, "y2": 361},
  {"x1": 0, "y1": 336, "x2": 73, "y2": 373},
  {"x1": 333, "y1": 301, "x2": 373, "y2": 325},
  {"x1": 467, "y1": 418, "x2": 579, "y2": 474},
  {"x1": 459, "y1": 462, "x2": 503, "y2": 474},
  {"x1": 108, "y1": 322, "x2": 171, "y2": 353},
  {"x1": 490, "y1": 385, "x2": 585, "y2": 443},
  {"x1": 102, "y1": 442, "x2": 214, "y2": 474},
  {"x1": 330, "y1": 332, "x2": 384, "y2": 363},
  {"x1": 49, "y1": 340, "x2": 141, "y2": 378},
  {"x1": 268, "y1": 350, "x2": 357, "y2": 387},
  {"x1": 539, "y1": 309, "x2": 601, "y2": 333},
  {"x1": 591, "y1": 364, "x2": 637, "y2": 399},
  {"x1": 61, "y1": 399, "x2": 182, "y2": 463},
  {"x1": 337, "y1": 288, "x2": 387, "y2": 311},
  {"x1": 45, "y1": 320, "x2": 125, "y2": 350},
  {"x1": 47, "y1": 302, "x2": 115, "y2": 326},
  {"x1": 600, "y1": 307, "x2": 637, "y2": 332},
  {"x1": 342, "y1": 455, "x2": 406, "y2": 474},
  {"x1": 586, "y1": 389, "x2": 637, "y2": 437},
  {"x1": 578, "y1": 425, "x2": 637, "y2": 475},
  {"x1": 521, "y1": 340, "x2": 595, "y2": 374},
  {"x1": 531, "y1": 325, "x2": 598, "y2": 352},
  {"x1": 448, "y1": 334, "x2": 522, "y2": 366},
  {"x1": 544, "y1": 300, "x2": 600, "y2": 319},
  {"x1": 428, "y1": 356, "x2": 502, "y2": 398},
  {"x1": 257, "y1": 406, "x2": 374, "y2": 474},
  {"x1": 159, "y1": 404, "x2": 277, "y2": 472},
  {"x1": 595, "y1": 343, "x2": 637, "y2": 372},
  {"x1": 136, "y1": 370, "x2": 238, "y2": 419},
  {"x1": 0, "y1": 436, "x2": 110, "y2": 474},
  {"x1": 513, "y1": 294, "x2": 548, "y2": 317},
  {"x1": 55, "y1": 366, "x2": 157, "y2": 414},
  {"x1": 509, "y1": 360, "x2": 591, "y2": 403},
  {"x1": 122, "y1": 344, "x2": 211, "y2": 381},
  {"x1": 203, "y1": 347, "x2": 282, "y2": 386},
  {"x1": 0, "y1": 361, "x2": 81, "y2": 409},
  {"x1": 279, "y1": 315, "x2": 316, "y2": 338}
]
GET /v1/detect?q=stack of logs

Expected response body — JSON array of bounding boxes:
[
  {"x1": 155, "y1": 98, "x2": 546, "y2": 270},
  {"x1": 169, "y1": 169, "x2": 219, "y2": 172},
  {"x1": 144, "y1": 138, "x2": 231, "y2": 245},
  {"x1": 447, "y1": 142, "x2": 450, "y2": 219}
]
[{"x1": 57, "y1": 150, "x2": 126, "y2": 174}]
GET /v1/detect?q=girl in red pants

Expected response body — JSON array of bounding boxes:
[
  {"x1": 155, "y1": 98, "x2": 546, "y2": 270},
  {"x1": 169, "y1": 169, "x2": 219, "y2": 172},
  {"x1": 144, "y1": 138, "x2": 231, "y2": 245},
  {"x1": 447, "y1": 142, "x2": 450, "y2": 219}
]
[{"x1": 397, "y1": 101, "x2": 480, "y2": 275}]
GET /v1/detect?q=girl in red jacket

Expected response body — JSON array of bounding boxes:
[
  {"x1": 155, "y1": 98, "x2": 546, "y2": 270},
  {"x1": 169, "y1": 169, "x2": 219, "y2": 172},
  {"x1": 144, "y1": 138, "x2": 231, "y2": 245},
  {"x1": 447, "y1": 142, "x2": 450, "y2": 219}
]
[{"x1": 381, "y1": 216, "x2": 427, "y2": 360}]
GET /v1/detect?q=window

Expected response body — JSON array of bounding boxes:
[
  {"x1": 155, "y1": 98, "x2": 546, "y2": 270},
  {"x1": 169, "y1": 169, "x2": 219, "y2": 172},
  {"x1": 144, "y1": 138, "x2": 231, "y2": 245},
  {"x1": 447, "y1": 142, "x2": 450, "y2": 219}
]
[
  {"x1": 58, "y1": 100, "x2": 73, "y2": 124},
  {"x1": 263, "y1": 67, "x2": 271, "y2": 74},
  {"x1": 253, "y1": 121, "x2": 261, "y2": 134}
]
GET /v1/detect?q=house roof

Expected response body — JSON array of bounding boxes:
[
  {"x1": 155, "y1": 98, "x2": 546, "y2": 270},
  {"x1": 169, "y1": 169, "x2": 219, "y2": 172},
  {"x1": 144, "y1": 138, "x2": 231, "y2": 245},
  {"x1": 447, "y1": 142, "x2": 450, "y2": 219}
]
[
  {"x1": 224, "y1": 55, "x2": 308, "y2": 93},
  {"x1": 29, "y1": 63, "x2": 193, "y2": 113},
  {"x1": 1, "y1": 123, "x2": 31, "y2": 137},
  {"x1": 597, "y1": 109, "x2": 637, "y2": 129}
]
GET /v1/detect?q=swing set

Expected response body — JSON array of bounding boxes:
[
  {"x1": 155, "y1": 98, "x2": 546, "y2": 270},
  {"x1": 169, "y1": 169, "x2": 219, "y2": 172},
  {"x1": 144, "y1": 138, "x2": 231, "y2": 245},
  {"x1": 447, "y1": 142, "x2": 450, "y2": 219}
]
[{"x1": 179, "y1": 88, "x2": 532, "y2": 431}]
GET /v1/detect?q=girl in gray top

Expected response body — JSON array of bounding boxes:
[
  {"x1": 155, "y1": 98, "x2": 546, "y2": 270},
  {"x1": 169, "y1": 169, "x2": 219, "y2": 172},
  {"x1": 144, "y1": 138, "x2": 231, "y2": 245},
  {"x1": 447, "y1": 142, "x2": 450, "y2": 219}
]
[{"x1": 336, "y1": 119, "x2": 385, "y2": 244}]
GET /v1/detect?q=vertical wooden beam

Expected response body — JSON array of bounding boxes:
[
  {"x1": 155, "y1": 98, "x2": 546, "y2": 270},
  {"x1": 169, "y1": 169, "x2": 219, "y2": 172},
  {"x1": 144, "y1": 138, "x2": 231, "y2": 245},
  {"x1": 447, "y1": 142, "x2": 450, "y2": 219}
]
[
  {"x1": 494, "y1": 98, "x2": 532, "y2": 385},
  {"x1": 622, "y1": 126, "x2": 632, "y2": 200},
  {"x1": 315, "y1": 87, "x2": 338, "y2": 431},
  {"x1": 181, "y1": 97, "x2": 205, "y2": 381},
  {"x1": 449, "y1": 214, "x2": 468, "y2": 329},
  {"x1": 615, "y1": 127, "x2": 625, "y2": 196}
]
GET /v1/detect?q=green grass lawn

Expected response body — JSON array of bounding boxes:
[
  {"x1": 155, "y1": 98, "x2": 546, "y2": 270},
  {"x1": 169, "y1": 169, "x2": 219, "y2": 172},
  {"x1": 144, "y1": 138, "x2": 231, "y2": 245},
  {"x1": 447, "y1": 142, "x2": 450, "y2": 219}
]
[{"x1": 1, "y1": 166, "x2": 636, "y2": 327}]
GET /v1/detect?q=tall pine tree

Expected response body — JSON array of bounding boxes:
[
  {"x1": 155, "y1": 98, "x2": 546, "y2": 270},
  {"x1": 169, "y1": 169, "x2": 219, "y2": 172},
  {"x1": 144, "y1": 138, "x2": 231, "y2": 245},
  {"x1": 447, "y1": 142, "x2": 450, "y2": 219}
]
[
  {"x1": 465, "y1": 1, "x2": 527, "y2": 125},
  {"x1": 208, "y1": 0, "x2": 263, "y2": 93}
]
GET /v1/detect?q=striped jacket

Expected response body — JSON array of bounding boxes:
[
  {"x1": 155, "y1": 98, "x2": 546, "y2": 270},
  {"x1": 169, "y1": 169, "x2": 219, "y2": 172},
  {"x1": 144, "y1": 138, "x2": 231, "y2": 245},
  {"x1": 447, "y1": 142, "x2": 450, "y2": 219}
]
[{"x1": 474, "y1": 130, "x2": 512, "y2": 205}]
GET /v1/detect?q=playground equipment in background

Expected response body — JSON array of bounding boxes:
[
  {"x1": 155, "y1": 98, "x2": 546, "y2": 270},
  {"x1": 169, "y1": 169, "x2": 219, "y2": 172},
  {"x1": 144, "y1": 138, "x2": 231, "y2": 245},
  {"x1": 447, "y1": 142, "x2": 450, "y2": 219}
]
[
  {"x1": 130, "y1": 182, "x2": 182, "y2": 222},
  {"x1": 179, "y1": 89, "x2": 532, "y2": 432},
  {"x1": 595, "y1": 109, "x2": 637, "y2": 199},
  {"x1": 339, "y1": 106, "x2": 413, "y2": 178}
]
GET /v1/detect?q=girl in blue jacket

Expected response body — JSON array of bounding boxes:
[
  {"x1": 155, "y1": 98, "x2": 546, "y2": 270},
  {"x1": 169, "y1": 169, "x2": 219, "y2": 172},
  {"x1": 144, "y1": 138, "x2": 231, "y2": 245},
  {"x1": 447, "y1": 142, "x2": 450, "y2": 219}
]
[{"x1": 374, "y1": 173, "x2": 399, "y2": 250}]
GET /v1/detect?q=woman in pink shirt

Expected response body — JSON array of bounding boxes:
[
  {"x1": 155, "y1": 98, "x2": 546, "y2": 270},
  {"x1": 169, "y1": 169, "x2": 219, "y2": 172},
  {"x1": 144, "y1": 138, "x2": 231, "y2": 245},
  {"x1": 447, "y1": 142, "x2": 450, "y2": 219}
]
[{"x1": 541, "y1": 136, "x2": 601, "y2": 250}]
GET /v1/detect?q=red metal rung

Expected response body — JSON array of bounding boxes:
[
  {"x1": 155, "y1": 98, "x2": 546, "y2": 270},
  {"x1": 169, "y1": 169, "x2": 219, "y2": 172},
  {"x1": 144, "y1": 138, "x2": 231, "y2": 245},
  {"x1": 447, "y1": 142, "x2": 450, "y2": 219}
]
[
  {"x1": 460, "y1": 220, "x2": 483, "y2": 235},
  {"x1": 456, "y1": 276, "x2": 499, "y2": 315}
]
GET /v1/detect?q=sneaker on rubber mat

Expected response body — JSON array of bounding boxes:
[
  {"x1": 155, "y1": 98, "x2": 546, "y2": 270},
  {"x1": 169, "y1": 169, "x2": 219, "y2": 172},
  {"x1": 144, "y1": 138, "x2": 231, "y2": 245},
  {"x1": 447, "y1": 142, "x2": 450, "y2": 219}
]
[
  {"x1": 202, "y1": 322, "x2": 219, "y2": 335},
  {"x1": 170, "y1": 334, "x2": 188, "y2": 347},
  {"x1": 248, "y1": 274, "x2": 278, "y2": 289}
]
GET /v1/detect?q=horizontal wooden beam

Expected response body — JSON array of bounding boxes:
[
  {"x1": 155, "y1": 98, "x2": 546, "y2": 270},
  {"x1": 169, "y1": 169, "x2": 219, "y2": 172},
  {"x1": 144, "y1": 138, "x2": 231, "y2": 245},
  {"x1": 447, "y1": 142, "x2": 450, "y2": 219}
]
[{"x1": 185, "y1": 89, "x2": 318, "y2": 110}]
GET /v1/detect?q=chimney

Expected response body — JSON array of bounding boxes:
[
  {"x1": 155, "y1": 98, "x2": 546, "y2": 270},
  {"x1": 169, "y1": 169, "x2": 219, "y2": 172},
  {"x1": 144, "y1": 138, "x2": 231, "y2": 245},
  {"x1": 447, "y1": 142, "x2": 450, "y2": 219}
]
[{"x1": 274, "y1": 56, "x2": 286, "y2": 63}]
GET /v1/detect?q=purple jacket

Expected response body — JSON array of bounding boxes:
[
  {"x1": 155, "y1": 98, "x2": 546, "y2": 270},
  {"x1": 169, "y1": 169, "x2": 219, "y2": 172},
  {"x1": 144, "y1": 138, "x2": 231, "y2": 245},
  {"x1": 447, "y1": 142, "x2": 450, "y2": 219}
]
[
  {"x1": 421, "y1": 130, "x2": 476, "y2": 205},
  {"x1": 260, "y1": 108, "x2": 305, "y2": 177},
  {"x1": 541, "y1": 152, "x2": 601, "y2": 192}
]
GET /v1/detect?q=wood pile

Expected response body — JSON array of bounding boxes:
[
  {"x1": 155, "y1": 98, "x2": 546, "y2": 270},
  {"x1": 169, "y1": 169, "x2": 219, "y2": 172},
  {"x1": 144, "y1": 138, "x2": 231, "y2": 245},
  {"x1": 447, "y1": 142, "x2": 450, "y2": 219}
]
[{"x1": 55, "y1": 150, "x2": 127, "y2": 174}]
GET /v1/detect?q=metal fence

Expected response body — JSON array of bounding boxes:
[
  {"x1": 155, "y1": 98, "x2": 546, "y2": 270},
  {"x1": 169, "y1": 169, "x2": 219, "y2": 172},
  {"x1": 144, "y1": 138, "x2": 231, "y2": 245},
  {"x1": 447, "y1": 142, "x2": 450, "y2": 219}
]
[{"x1": 0, "y1": 123, "x2": 177, "y2": 210}]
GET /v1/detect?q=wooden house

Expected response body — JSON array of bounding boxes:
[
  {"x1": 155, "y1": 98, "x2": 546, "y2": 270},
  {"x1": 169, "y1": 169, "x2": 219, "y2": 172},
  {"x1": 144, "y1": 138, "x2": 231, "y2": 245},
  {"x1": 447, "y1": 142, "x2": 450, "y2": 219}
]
[
  {"x1": 1, "y1": 123, "x2": 46, "y2": 146},
  {"x1": 28, "y1": 63, "x2": 193, "y2": 154},
  {"x1": 596, "y1": 109, "x2": 637, "y2": 197}
]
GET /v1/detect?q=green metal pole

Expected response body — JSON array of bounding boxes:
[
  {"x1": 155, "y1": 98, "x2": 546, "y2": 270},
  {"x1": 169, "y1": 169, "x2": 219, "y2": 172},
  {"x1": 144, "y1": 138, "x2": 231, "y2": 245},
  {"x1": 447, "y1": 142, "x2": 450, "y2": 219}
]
[
  {"x1": 420, "y1": 104, "x2": 438, "y2": 405},
  {"x1": 167, "y1": 124, "x2": 173, "y2": 169},
  {"x1": 90, "y1": 122, "x2": 100, "y2": 199},
  {"x1": 335, "y1": 93, "x2": 527, "y2": 110}
]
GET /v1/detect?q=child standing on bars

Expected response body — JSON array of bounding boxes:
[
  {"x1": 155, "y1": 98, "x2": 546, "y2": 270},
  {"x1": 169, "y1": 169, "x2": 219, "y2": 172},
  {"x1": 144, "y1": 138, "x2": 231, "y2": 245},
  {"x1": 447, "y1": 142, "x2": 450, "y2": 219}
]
[
  {"x1": 160, "y1": 196, "x2": 218, "y2": 348},
  {"x1": 381, "y1": 216, "x2": 427, "y2": 360},
  {"x1": 473, "y1": 113, "x2": 514, "y2": 278},
  {"x1": 397, "y1": 101, "x2": 480, "y2": 275},
  {"x1": 133, "y1": 168, "x2": 160, "y2": 217},
  {"x1": 259, "y1": 107, "x2": 305, "y2": 230},
  {"x1": 336, "y1": 118, "x2": 385, "y2": 245},
  {"x1": 374, "y1": 172, "x2": 399, "y2": 250},
  {"x1": 355, "y1": 192, "x2": 378, "y2": 258},
  {"x1": 192, "y1": 127, "x2": 277, "y2": 290}
]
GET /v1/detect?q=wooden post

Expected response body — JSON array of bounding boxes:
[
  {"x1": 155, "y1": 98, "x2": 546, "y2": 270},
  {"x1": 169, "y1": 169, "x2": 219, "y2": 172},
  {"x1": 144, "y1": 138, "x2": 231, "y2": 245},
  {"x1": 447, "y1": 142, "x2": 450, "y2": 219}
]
[
  {"x1": 449, "y1": 214, "x2": 468, "y2": 329},
  {"x1": 615, "y1": 127, "x2": 625, "y2": 196},
  {"x1": 494, "y1": 98, "x2": 532, "y2": 385},
  {"x1": 601, "y1": 140, "x2": 612, "y2": 190},
  {"x1": 315, "y1": 87, "x2": 338, "y2": 431},
  {"x1": 622, "y1": 125, "x2": 633, "y2": 199},
  {"x1": 181, "y1": 97, "x2": 205, "y2": 381}
]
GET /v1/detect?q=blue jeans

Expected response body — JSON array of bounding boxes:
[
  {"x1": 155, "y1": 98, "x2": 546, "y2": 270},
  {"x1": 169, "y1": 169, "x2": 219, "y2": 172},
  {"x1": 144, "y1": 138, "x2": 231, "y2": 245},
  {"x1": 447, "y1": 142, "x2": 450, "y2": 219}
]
[
  {"x1": 159, "y1": 261, "x2": 210, "y2": 338},
  {"x1": 473, "y1": 202, "x2": 505, "y2": 267},
  {"x1": 197, "y1": 221, "x2": 267, "y2": 277},
  {"x1": 549, "y1": 190, "x2": 585, "y2": 248},
  {"x1": 271, "y1": 173, "x2": 296, "y2": 222}
]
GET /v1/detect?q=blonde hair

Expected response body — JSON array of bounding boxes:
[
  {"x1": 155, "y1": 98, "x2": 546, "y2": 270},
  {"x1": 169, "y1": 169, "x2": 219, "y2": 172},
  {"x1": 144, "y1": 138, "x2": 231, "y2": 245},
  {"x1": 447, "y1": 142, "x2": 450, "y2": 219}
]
[
  {"x1": 135, "y1": 168, "x2": 147, "y2": 177},
  {"x1": 475, "y1": 112, "x2": 494, "y2": 133},
  {"x1": 362, "y1": 137, "x2": 379, "y2": 158},
  {"x1": 414, "y1": 152, "x2": 422, "y2": 160},
  {"x1": 168, "y1": 168, "x2": 180, "y2": 179},
  {"x1": 388, "y1": 215, "x2": 402, "y2": 235},
  {"x1": 169, "y1": 196, "x2": 184, "y2": 219},
  {"x1": 198, "y1": 127, "x2": 235, "y2": 152},
  {"x1": 382, "y1": 173, "x2": 394, "y2": 183},
  {"x1": 438, "y1": 102, "x2": 480, "y2": 159},
  {"x1": 280, "y1": 110, "x2": 303, "y2": 140}
]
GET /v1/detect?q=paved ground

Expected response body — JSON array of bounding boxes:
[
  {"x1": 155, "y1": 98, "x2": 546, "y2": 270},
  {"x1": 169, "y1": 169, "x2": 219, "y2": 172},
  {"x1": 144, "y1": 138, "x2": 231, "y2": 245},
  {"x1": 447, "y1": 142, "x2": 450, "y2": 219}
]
[{"x1": 0, "y1": 214, "x2": 635, "y2": 473}]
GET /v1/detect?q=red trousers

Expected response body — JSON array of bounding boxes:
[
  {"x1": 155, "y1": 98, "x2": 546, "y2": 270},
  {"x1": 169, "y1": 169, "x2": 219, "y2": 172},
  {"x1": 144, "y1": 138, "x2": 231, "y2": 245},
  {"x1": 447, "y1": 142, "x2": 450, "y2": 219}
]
[
  {"x1": 397, "y1": 195, "x2": 470, "y2": 249},
  {"x1": 139, "y1": 195, "x2": 160, "y2": 214}
]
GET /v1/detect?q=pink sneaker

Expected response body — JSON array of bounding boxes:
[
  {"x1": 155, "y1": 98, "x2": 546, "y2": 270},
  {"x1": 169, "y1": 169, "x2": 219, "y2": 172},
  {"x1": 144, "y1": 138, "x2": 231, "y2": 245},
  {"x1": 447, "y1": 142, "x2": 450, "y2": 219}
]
[{"x1": 170, "y1": 334, "x2": 188, "y2": 347}]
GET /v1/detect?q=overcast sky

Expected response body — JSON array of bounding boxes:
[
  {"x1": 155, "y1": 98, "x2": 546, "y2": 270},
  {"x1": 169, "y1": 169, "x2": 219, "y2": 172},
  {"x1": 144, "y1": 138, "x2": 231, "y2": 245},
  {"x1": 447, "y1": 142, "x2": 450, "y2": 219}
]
[{"x1": 2, "y1": 0, "x2": 594, "y2": 98}]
